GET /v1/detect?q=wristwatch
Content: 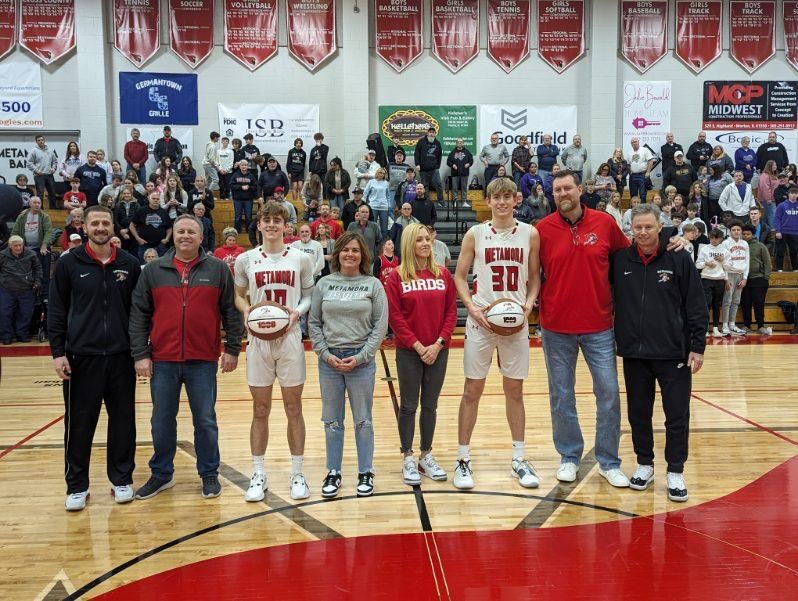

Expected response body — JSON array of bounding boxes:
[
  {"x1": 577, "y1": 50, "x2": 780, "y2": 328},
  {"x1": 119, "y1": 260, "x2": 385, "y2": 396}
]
[{"x1": 436, "y1": 337, "x2": 446, "y2": 348}]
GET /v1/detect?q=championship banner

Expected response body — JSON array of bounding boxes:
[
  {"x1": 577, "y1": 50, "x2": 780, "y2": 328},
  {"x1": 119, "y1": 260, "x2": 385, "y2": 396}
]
[
  {"x1": 378, "y1": 105, "x2": 477, "y2": 155},
  {"x1": 487, "y1": 0, "x2": 529, "y2": 74},
  {"x1": 0, "y1": 0, "x2": 16, "y2": 61},
  {"x1": 20, "y1": 0, "x2": 76, "y2": 65},
  {"x1": 0, "y1": 58, "x2": 43, "y2": 129},
  {"x1": 622, "y1": 81, "x2": 671, "y2": 180},
  {"x1": 113, "y1": 0, "x2": 160, "y2": 68},
  {"x1": 374, "y1": 0, "x2": 423, "y2": 73},
  {"x1": 729, "y1": 0, "x2": 775, "y2": 73},
  {"x1": 620, "y1": 1, "x2": 668, "y2": 74},
  {"x1": 218, "y1": 103, "x2": 320, "y2": 156},
  {"x1": 127, "y1": 126, "x2": 194, "y2": 174},
  {"x1": 537, "y1": 0, "x2": 585, "y2": 74},
  {"x1": 784, "y1": 2, "x2": 798, "y2": 72},
  {"x1": 168, "y1": 0, "x2": 214, "y2": 69},
  {"x1": 478, "y1": 105, "x2": 577, "y2": 149},
  {"x1": 119, "y1": 72, "x2": 199, "y2": 126},
  {"x1": 431, "y1": 0, "x2": 479, "y2": 73},
  {"x1": 703, "y1": 81, "x2": 798, "y2": 131},
  {"x1": 286, "y1": 0, "x2": 337, "y2": 72},
  {"x1": 224, "y1": 0, "x2": 278, "y2": 71},
  {"x1": 674, "y1": 0, "x2": 721, "y2": 73}
]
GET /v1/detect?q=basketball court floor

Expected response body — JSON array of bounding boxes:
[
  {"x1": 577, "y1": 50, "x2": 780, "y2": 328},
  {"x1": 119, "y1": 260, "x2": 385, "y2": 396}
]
[{"x1": 1, "y1": 337, "x2": 796, "y2": 599}]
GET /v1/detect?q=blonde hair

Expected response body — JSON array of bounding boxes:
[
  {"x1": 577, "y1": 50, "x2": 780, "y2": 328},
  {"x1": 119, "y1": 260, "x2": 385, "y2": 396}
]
[
  {"x1": 397, "y1": 223, "x2": 441, "y2": 281},
  {"x1": 486, "y1": 175, "x2": 517, "y2": 198}
]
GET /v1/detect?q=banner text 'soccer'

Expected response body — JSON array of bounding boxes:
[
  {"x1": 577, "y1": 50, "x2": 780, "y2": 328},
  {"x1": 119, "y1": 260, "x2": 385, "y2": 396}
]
[
  {"x1": 431, "y1": 0, "x2": 479, "y2": 73},
  {"x1": 622, "y1": 81, "x2": 672, "y2": 179},
  {"x1": 218, "y1": 104, "x2": 320, "y2": 156},
  {"x1": 0, "y1": 0, "x2": 16, "y2": 61},
  {"x1": 537, "y1": 0, "x2": 585, "y2": 74},
  {"x1": 113, "y1": 0, "x2": 160, "y2": 68},
  {"x1": 224, "y1": 0, "x2": 278, "y2": 71},
  {"x1": 286, "y1": 0, "x2": 336, "y2": 72},
  {"x1": 486, "y1": 0, "x2": 529, "y2": 74},
  {"x1": 379, "y1": 106, "x2": 477, "y2": 155},
  {"x1": 729, "y1": 0, "x2": 775, "y2": 74},
  {"x1": 169, "y1": 0, "x2": 214, "y2": 68},
  {"x1": 127, "y1": 126, "x2": 194, "y2": 174},
  {"x1": 703, "y1": 81, "x2": 798, "y2": 131},
  {"x1": 620, "y1": 1, "x2": 668, "y2": 74},
  {"x1": 674, "y1": 0, "x2": 721, "y2": 73},
  {"x1": 0, "y1": 58, "x2": 44, "y2": 129},
  {"x1": 478, "y1": 105, "x2": 577, "y2": 149},
  {"x1": 786, "y1": 2, "x2": 798, "y2": 72},
  {"x1": 119, "y1": 72, "x2": 199, "y2": 126},
  {"x1": 374, "y1": 0, "x2": 423, "y2": 73},
  {"x1": 20, "y1": 0, "x2": 76, "y2": 65}
]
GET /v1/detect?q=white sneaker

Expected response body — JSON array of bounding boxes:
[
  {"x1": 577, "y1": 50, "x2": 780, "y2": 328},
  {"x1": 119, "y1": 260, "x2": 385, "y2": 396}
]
[
  {"x1": 245, "y1": 472, "x2": 267, "y2": 502},
  {"x1": 556, "y1": 462, "x2": 578, "y2": 482},
  {"x1": 418, "y1": 453, "x2": 447, "y2": 481},
  {"x1": 598, "y1": 467, "x2": 630, "y2": 488},
  {"x1": 402, "y1": 457, "x2": 421, "y2": 485},
  {"x1": 113, "y1": 484, "x2": 134, "y2": 504},
  {"x1": 758, "y1": 327, "x2": 773, "y2": 336},
  {"x1": 65, "y1": 491, "x2": 89, "y2": 511},
  {"x1": 511, "y1": 458, "x2": 540, "y2": 488},
  {"x1": 712, "y1": 327, "x2": 724, "y2": 338},
  {"x1": 628, "y1": 465, "x2": 655, "y2": 491},
  {"x1": 721, "y1": 325, "x2": 731, "y2": 336},
  {"x1": 729, "y1": 324, "x2": 747, "y2": 336},
  {"x1": 289, "y1": 473, "x2": 310, "y2": 500},
  {"x1": 666, "y1": 472, "x2": 689, "y2": 502},
  {"x1": 453, "y1": 458, "x2": 474, "y2": 490}
]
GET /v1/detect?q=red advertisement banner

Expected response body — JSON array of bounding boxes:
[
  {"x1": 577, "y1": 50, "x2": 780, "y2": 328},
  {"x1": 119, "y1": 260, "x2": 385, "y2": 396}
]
[
  {"x1": 169, "y1": 0, "x2": 214, "y2": 69},
  {"x1": 114, "y1": 0, "x2": 160, "y2": 68},
  {"x1": 431, "y1": 0, "x2": 479, "y2": 73},
  {"x1": 19, "y1": 0, "x2": 75, "y2": 65},
  {"x1": 487, "y1": 0, "x2": 529, "y2": 73},
  {"x1": 224, "y1": 0, "x2": 278, "y2": 71},
  {"x1": 784, "y1": 1, "x2": 798, "y2": 72},
  {"x1": 375, "y1": 0, "x2": 422, "y2": 73},
  {"x1": 674, "y1": 0, "x2": 721, "y2": 73},
  {"x1": 537, "y1": 0, "x2": 584, "y2": 74},
  {"x1": 286, "y1": 0, "x2": 337, "y2": 72},
  {"x1": 620, "y1": 1, "x2": 668, "y2": 73},
  {"x1": 729, "y1": 0, "x2": 775, "y2": 74},
  {"x1": 0, "y1": 0, "x2": 15, "y2": 61}
]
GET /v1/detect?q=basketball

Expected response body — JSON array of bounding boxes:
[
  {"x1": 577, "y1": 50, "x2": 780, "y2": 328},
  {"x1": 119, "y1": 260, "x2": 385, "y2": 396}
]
[
  {"x1": 247, "y1": 301, "x2": 291, "y2": 340},
  {"x1": 485, "y1": 298, "x2": 527, "y2": 336}
]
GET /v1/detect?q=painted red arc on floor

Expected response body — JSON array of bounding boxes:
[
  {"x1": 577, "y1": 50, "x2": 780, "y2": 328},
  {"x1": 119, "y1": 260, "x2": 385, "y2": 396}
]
[{"x1": 94, "y1": 455, "x2": 798, "y2": 600}]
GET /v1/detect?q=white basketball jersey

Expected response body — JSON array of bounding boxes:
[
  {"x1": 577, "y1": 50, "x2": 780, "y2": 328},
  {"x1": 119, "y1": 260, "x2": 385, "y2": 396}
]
[
  {"x1": 471, "y1": 220, "x2": 530, "y2": 308},
  {"x1": 234, "y1": 246, "x2": 314, "y2": 310}
]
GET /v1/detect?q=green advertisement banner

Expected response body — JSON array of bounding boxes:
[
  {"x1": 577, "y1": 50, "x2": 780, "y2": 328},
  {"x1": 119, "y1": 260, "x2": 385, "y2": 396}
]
[{"x1": 378, "y1": 105, "x2": 478, "y2": 156}]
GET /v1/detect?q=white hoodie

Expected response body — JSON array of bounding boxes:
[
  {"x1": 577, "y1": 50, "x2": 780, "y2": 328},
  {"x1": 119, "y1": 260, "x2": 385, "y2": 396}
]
[
  {"x1": 718, "y1": 182, "x2": 756, "y2": 216},
  {"x1": 721, "y1": 236, "x2": 749, "y2": 278},
  {"x1": 696, "y1": 243, "x2": 732, "y2": 280}
]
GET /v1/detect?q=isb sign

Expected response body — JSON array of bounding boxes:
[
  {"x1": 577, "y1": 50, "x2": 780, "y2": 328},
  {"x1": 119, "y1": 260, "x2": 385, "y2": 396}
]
[{"x1": 119, "y1": 72, "x2": 199, "y2": 126}]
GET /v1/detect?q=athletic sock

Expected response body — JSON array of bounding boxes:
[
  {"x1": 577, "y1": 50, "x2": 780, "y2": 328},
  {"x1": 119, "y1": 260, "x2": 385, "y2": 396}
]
[
  {"x1": 458, "y1": 445, "x2": 470, "y2": 460},
  {"x1": 252, "y1": 455, "x2": 265, "y2": 476},
  {"x1": 291, "y1": 455, "x2": 304, "y2": 476},
  {"x1": 512, "y1": 441, "x2": 525, "y2": 460}
]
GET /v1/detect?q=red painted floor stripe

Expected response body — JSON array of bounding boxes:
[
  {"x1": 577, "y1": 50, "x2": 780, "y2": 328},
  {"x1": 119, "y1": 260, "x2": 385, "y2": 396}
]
[
  {"x1": 691, "y1": 393, "x2": 798, "y2": 446},
  {"x1": 0, "y1": 414, "x2": 64, "y2": 460}
]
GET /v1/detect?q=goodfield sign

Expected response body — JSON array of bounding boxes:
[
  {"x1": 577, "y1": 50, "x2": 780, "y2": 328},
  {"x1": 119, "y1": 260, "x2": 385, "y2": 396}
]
[
  {"x1": 378, "y1": 105, "x2": 477, "y2": 154},
  {"x1": 478, "y1": 104, "x2": 577, "y2": 148},
  {"x1": 702, "y1": 80, "x2": 798, "y2": 130},
  {"x1": 217, "y1": 103, "x2": 320, "y2": 156}
]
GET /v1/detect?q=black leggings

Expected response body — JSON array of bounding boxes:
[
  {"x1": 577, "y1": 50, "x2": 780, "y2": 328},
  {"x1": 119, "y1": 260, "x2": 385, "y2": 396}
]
[
  {"x1": 740, "y1": 278, "x2": 769, "y2": 329},
  {"x1": 396, "y1": 347, "x2": 448, "y2": 454},
  {"x1": 776, "y1": 234, "x2": 798, "y2": 271}
]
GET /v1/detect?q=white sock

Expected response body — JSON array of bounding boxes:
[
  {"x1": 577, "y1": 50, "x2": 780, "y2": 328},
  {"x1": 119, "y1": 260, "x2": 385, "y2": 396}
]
[
  {"x1": 252, "y1": 455, "x2": 265, "y2": 476},
  {"x1": 291, "y1": 455, "x2": 304, "y2": 476},
  {"x1": 458, "y1": 445, "x2": 470, "y2": 460},
  {"x1": 512, "y1": 441, "x2": 525, "y2": 460}
]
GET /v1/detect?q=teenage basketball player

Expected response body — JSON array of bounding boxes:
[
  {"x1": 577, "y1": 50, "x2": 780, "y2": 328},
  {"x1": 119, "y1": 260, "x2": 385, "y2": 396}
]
[
  {"x1": 234, "y1": 204, "x2": 315, "y2": 501},
  {"x1": 452, "y1": 177, "x2": 541, "y2": 490}
]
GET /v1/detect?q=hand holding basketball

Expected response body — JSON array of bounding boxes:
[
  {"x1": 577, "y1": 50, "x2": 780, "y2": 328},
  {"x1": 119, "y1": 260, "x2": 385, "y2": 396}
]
[{"x1": 466, "y1": 302, "x2": 492, "y2": 331}]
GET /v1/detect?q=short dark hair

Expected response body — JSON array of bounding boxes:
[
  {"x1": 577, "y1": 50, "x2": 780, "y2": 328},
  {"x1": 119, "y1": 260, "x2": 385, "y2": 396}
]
[
  {"x1": 35, "y1": 134, "x2": 44, "y2": 141},
  {"x1": 741, "y1": 224, "x2": 755, "y2": 234},
  {"x1": 210, "y1": 131, "x2": 220, "y2": 140},
  {"x1": 406, "y1": 167, "x2": 415, "y2": 173},
  {"x1": 552, "y1": 169, "x2": 579, "y2": 187},
  {"x1": 243, "y1": 133, "x2": 253, "y2": 141},
  {"x1": 84, "y1": 205, "x2": 114, "y2": 221},
  {"x1": 314, "y1": 132, "x2": 324, "y2": 140},
  {"x1": 163, "y1": 125, "x2": 171, "y2": 131},
  {"x1": 729, "y1": 220, "x2": 744, "y2": 230},
  {"x1": 709, "y1": 228, "x2": 725, "y2": 240}
]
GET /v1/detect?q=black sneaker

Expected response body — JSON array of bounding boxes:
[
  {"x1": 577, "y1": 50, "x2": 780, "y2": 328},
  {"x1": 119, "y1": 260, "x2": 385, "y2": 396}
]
[
  {"x1": 202, "y1": 475, "x2": 222, "y2": 498},
  {"x1": 356, "y1": 472, "x2": 374, "y2": 497},
  {"x1": 321, "y1": 470, "x2": 342, "y2": 499},
  {"x1": 134, "y1": 475, "x2": 175, "y2": 499}
]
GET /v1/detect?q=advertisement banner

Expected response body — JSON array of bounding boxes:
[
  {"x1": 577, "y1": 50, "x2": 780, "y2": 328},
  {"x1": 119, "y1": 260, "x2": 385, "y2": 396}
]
[
  {"x1": 374, "y1": 0, "x2": 423, "y2": 73},
  {"x1": 0, "y1": 58, "x2": 44, "y2": 129},
  {"x1": 431, "y1": 0, "x2": 479, "y2": 73},
  {"x1": 168, "y1": 0, "x2": 214, "y2": 69},
  {"x1": 537, "y1": 0, "x2": 585, "y2": 74},
  {"x1": 674, "y1": 0, "x2": 721, "y2": 73},
  {"x1": 0, "y1": 133, "x2": 79, "y2": 184},
  {"x1": 119, "y1": 72, "x2": 199, "y2": 126},
  {"x1": 622, "y1": 81, "x2": 672, "y2": 179},
  {"x1": 20, "y1": 0, "x2": 76, "y2": 65},
  {"x1": 286, "y1": 0, "x2": 336, "y2": 72},
  {"x1": 487, "y1": 0, "x2": 529, "y2": 74},
  {"x1": 113, "y1": 0, "x2": 160, "y2": 68},
  {"x1": 478, "y1": 105, "x2": 577, "y2": 149},
  {"x1": 127, "y1": 126, "x2": 194, "y2": 174},
  {"x1": 224, "y1": 0, "x2": 278, "y2": 71},
  {"x1": 729, "y1": 0, "x2": 775, "y2": 73},
  {"x1": 620, "y1": 1, "x2": 668, "y2": 74},
  {"x1": 0, "y1": 0, "x2": 16, "y2": 61},
  {"x1": 784, "y1": 1, "x2": 798, "y2": 72},
  {"x1": 218, "y1": 103, "x2": 320, "y2": 156},
  {"x1": 706, "y1": 130, "x2": 798, "y2": 172},
  {"x1": 378, "y1": 105, "x2": 477, "y2": 156},
  {"x1": 702, "y1": 81, "x2": 798, "y2": 131}
]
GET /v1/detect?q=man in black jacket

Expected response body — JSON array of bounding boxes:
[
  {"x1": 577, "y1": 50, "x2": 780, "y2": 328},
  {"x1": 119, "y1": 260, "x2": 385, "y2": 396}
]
[
  {"x1": 48, "y1": 205, "x2": 142, "y2": 511},
  {"x1": 230, "y1": 160, "x2": 259, "y2": 232},
  {"x1": 258, "y1": 156, "x2": 290, "y2": 199},
  {"x1": 414, "y1": 127, "x2": 444, "y2": 208},
  {"x1": 686, "y1": 131, "x2": 713, "y2": 170},
  {"x1": 662, "y1": 151, "x2": 697, "y2": 197},
  {"x1": 447, "y1": 138, "x2": 474, "y2": 208},
  {"x1": 610, "y1": 203, "x2": 707, "y2": 503},
  {"x1": 308, "y1": 132, "x2": 329, "y2": 177},
  {"x1": 659, "y1": 133, "x2": 683, "y2": 175},
  {"x1": 409, "y1": 184, "x2": 437, "y2": 226},
  {"x1": 153, "y1": 126, "x2": 183, "y2": 164},
  {"x1": 755, "y1": 131, "x2": 789, "y2": 172}
]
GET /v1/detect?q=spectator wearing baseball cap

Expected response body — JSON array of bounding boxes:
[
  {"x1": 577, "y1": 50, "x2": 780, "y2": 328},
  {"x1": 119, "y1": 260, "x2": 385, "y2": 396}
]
[
  {"x1": 213, "y1": 227, "x2": 245, "y2": 274},
  {"x1": 257, "y1": 156, "x2": 289, "y2": 199},
  {"x1": 354, "y1": 150, "x2": 379, "y2": 190},
  {"x1": 153, "y1": 126, "x2": 182, "y2": 165},
  {"x1": 342, "y1": 187, "x2": 372, "y2": 230},
  {"x1": 662, "y1": 150, "x2": 697, "y2": 197},
  {"x1": 774, "y1": 171, "x2": 792, "y2": 205}
]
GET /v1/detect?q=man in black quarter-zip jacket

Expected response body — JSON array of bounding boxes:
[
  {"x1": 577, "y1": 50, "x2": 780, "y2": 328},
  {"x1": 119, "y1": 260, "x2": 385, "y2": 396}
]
[{"x1": 610, "y1": 203, "x2": 707, "y2": 504}]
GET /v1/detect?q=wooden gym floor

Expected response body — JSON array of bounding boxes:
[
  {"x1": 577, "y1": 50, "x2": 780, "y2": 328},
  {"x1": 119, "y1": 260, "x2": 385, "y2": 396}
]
[{"x1": 1, "y1": 337, "x2": 796, "y2": 600}]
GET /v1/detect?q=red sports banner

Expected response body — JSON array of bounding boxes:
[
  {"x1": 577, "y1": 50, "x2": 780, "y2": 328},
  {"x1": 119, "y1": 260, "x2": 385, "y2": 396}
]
[
  {"x1": 674, "y1": 0, "x2": 721, "y2": 73},
  {"x1": 0, "y1": 0, "x2": 15, "y2": 61},
  {"x1": 787, "y1": 2, "x2": 798, "y2": 72},
  {"x1": 19, "y1": 0, "x2": 76, "y2": 65},
  {"x1": 169, "y1": 0, "x2": 214, "y2": 69},
  {"x1": 224, "y1": 0, "x2": 278, "y2": 71},
  {"x1": 537, "y1": 0, "x2": 585, "y2": 73},
  {"x1": 374, "y1": 0, "x2": 423, "y2": 73},
  {"x1": 286, "y1": 0, "x2": 337, "y2": 72},
  {"x1": 431, "y1": 0, "x2": 479, "y2": 73},
  {"x1": 114, "y1": 0, "x2": 160, "y2": 67},
  {"x1": 729, "y1": 0, "x2": 775, "y2": 73},
  {"x1": 620, "y1": 1, "x2": 668, "y2": 73},
  {"x1": 486, "y1": 0, "x2": 529, "y2": 73}
]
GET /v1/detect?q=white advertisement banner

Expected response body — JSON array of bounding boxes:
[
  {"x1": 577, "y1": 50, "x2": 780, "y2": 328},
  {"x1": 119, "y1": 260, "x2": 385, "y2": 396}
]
[
  {"x1": 127, "y1": 126, "x2": 194, "y2": 174},
  {"x1": 478, "y1": 104, "x2": 578, "y2": 150},
  {"x1": 0, "y1": 133, "x2": 79, "y2": 184},
  {"x1": 0, "y1": 57, "x2": 44, "y2": 129},
  {"x1": 217, "y1": 103, "x2": 320, "y2": 156},
  {"x1": 622, "y1": 81, "x2": 672, "y2": 179},
  {"x1": 707, "y1": 129, "x2": 798, "y2": 175}
]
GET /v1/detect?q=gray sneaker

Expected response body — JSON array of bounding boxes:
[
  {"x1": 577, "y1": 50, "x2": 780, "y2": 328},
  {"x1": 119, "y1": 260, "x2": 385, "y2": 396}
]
[{"x1": 135, "y1": 476, "x2": 175, "y2": 500}]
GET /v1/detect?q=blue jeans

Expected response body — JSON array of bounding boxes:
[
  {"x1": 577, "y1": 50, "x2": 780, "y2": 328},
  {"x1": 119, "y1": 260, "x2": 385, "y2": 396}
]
[
  {"x1": 126, "y1": 163, "x2": 146, "y2": 184},
  {"x1": 0, "y1": 287, "x2": 35, "y2": 341},
  {"x1": 319, "y1": 348, "x2": 376, "y2": 473},
  {"x1": 762, "y1": 201, "x2": 776, "y2": 229},
  {"x1": 373, "y1": 209, "x2": 390, "y2": 240},
  {"x1": 541, "y1": 327, "x2": 622, "y2": 470},
  {"x1": 629, "y1": 173, "x2": 647, "y2": 200},
  {"x1": 420, "y1": 170, "x2": 444, "y2": 204},
  {"x1": 330, "y1": 195, "x2": 345, "y2": 211},
  {"x1": 234, "y1": 200, "x2": 253, "y2": 225},
  {"x1": 149, "y1": 360, "x2": 220, "y2": 479}
]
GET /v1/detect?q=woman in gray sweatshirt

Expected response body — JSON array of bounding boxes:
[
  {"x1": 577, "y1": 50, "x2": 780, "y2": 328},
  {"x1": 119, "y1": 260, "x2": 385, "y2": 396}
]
[{"x1": 308, "y1": 231, "x2": 388, "y2": 499}]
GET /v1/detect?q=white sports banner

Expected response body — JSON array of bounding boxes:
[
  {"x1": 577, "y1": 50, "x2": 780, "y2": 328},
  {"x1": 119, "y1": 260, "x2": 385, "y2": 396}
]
[
  {"x1": 478, "y1": 104, "x2": 578, "y2": 150},
  {"x1": 217, "y1": 103, "x2": 320, "y2": 156},
  {"x1": 622, "y1": 81, "x2": 672, "y2": 179},
  {"x1": 126, "y1": 126, "x2": 194, "y2": 174},
  {"x1": 707, "y1": 129, "x2": 798, "y2": 175},
  {"x1": 0, "y1": 57, "x2": 44, "y2": 129}
]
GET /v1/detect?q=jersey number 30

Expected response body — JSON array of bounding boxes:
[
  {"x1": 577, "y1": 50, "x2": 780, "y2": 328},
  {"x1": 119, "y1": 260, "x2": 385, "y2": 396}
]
[{"x1": 491, "y1": 265, "x2": 519, "y2": 292}]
